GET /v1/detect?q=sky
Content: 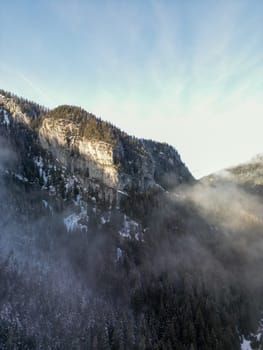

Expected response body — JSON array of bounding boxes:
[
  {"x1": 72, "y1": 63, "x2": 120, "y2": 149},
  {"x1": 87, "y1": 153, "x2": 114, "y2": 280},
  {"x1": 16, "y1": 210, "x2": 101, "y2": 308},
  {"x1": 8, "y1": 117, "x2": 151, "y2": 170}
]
[{"x1": 0, "y1": 0, "x2": 262, "y2": 178}]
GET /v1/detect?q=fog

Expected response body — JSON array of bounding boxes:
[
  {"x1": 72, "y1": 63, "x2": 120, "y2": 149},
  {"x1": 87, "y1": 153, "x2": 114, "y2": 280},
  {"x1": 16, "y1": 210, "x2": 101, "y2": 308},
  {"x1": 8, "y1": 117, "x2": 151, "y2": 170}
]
[
  {"x1": 179, "y1": 178, "x2": 263, "y2": 231},
  {"x1": 161, "y1": 176, "x2": 263, "y2": 294}
]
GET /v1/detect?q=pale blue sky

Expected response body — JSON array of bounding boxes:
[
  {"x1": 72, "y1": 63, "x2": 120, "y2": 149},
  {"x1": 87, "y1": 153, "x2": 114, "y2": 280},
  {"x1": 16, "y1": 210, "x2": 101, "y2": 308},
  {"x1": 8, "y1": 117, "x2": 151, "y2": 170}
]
[{"x1": 0, "y1": 0, "x2": 262, "y2": 177}]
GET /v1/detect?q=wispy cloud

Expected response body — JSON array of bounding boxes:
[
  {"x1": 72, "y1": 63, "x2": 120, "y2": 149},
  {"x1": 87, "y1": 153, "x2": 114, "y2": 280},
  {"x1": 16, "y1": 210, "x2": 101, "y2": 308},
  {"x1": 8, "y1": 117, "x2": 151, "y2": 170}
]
[
  {"x1": 1, "y1": 0, "x2": 262, "y2": 177},
  {"x1": 16, "y1": 72, "x2": 54, "y2": 105},
  {"x1": 0, "y1": 61, "x2": 54, "y2": 106}
]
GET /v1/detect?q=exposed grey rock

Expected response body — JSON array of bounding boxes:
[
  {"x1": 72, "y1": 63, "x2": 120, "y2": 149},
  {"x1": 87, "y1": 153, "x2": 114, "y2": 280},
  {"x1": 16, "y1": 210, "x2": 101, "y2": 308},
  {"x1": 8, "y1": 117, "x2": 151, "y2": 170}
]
[{"x1": 38, "y1": 107, "x2": 193, "y2": 193}]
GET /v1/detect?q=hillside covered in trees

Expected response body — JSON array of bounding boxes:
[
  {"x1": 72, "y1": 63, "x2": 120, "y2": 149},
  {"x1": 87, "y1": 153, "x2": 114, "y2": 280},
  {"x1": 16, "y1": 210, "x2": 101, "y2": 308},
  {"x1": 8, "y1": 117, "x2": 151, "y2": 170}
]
[{"x1": 0, "y1": 90, "x2": 263, "y2": 349}]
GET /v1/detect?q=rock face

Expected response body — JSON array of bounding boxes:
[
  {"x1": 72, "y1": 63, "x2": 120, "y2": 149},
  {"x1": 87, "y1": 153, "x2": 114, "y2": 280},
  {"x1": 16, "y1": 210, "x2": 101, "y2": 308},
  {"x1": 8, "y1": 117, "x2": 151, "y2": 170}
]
[
  {"x1": 38, "y1": 105, "x2": 193, "y2": 193},
  {"x1": 39, "y1": 117, "x2": 119, "y2": 189},
  {"x1": 0, "y1": 94, "x2": 30, "y2": 125}
]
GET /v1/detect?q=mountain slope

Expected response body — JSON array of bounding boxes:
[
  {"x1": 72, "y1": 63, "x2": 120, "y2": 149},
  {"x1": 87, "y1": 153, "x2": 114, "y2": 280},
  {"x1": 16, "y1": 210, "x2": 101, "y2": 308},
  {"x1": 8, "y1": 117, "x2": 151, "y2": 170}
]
[{"x1": 1, "y1": 90, "x2": 263, "y2": 349}]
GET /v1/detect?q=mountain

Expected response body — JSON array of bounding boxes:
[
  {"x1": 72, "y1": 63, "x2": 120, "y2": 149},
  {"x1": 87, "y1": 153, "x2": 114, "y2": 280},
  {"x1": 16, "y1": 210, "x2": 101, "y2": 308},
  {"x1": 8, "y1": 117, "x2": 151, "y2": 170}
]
[
  {"x1": 0, "y1": 90, "x2": 192, "y2": 194},
  {"x1": 1, "y1": 89, "x2": 263, "y2": 350},
  {"x1": 204, "y1": 155, "x2": 263, "y2": 194}
]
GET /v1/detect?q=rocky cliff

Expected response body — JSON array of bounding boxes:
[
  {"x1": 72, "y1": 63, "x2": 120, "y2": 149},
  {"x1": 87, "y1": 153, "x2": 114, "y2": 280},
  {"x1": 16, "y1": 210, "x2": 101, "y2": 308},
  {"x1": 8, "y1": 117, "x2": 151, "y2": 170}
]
[{"x1": 39, "y1": 105, "x2": 193, "y2": 193}]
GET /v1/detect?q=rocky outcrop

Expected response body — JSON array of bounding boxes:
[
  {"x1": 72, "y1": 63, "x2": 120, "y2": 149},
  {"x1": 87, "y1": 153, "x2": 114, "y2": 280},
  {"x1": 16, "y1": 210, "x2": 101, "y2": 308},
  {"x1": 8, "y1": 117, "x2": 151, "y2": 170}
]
[
  {"x1": 39, "y1": 116, "x2": 119, "y2": 189},
  {"x1": 0, "y1": 93, "x2": 30, "y2": 125},
  {"x1": 38, "y1": 107, "x2": 193, "y2": 193}
]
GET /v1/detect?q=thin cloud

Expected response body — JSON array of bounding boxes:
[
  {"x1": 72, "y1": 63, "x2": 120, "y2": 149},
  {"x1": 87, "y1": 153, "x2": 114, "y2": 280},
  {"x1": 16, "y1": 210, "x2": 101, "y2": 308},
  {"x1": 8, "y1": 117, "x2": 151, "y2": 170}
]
[
  {"x1": 16, "y1": 72, "x2": 53, "y2": 106},
  {"x1": 0, "y1": 61, "x2": 53, "y2": 106}
]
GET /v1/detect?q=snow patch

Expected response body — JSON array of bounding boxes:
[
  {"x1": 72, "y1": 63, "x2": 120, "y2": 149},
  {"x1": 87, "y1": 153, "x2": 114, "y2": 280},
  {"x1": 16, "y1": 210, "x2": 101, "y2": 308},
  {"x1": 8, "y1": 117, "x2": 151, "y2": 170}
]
[
  {"x1": 116, "y1": 247, "x2": 122, "y2": 262},
  {"x1": 117, "y1": 190, "x2": 128, "y2": 197},
  {"x1": 119, "y1": 215, "x2": 140, "y2": 240},
  {"x1": 64, "y1": 210, "x2": 89, "y2": 233},
  {"x1": 42, "y1": 200, "x2": 54, "y2": 215},
  {"x1": 15, "y1": 174, "x2": 28, "y2": 182},
  {"x1": 3, "y1": 110, "x2": 10, "y2": 126},
  {"x1": 241, "y1": 337, "x2": 252, "y2": 350},
  {"x1": 34, "y1": 156, "x2": 48, "y2": 186},
  {"x1": 241, "y1": 315, "x2": 263, "y2": 350},
  {"x1": 49, "y1": 185, "x2": 56, "y2": 195},
  {"x1": 101, "y1": 216, "x2": 107, "y2": 224},
  {"x1": 73, "y1": 194, "x2": 81, "y2": 206},
  {"x1": 65, "y1": 177, "x2": 74, "y2": 192},
  {"x1": 155, "y1": 183, "x2": 165, "y2": 192}
]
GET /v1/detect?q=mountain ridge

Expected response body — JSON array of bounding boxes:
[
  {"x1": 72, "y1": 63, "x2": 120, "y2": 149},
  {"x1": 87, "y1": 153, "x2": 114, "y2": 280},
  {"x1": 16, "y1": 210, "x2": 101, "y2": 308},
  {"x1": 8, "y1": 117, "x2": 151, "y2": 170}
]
[{"x1": 0, "y1": 89, "x2": 193, "y2": 199}]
